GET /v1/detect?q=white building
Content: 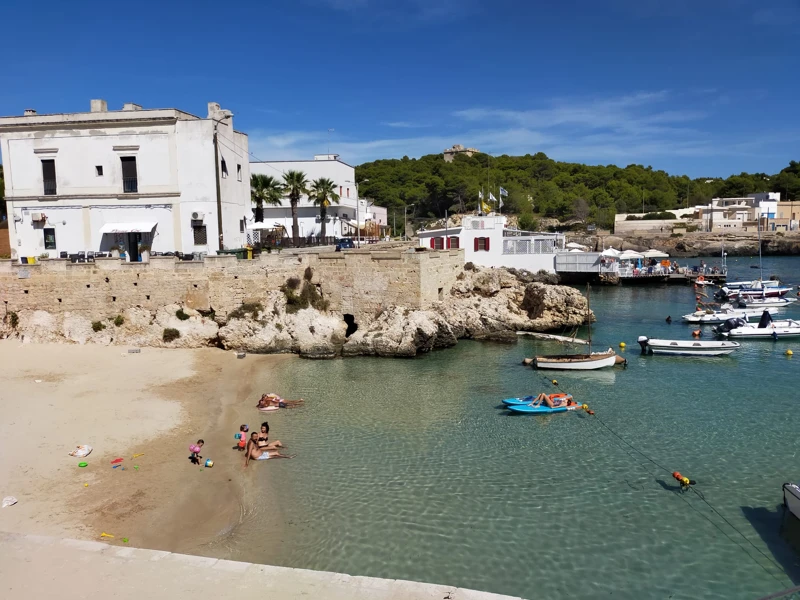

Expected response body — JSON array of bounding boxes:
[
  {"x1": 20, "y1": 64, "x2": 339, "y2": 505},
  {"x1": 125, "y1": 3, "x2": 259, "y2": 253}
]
[
  {"x1": 0, "y1": 99, "x2": 251, "y2": 261},
  {"x1": 416, "y1": 215, "x2": 564, "y2": 273},
  {"x1": 249, "y1": 155, "x2": 388, "y2": 240}
]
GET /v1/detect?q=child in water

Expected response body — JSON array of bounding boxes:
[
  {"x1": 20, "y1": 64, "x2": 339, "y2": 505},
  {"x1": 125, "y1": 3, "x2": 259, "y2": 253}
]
[
  {"x1": 189, "y1": 439, "x2": 204, "y2": 465},
  {"x1": 233, "y1": 424, "x2": 249, "y2": 451}
]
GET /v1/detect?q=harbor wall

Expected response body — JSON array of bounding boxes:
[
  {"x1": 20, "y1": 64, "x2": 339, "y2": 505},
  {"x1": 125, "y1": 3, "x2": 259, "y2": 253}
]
[{"x1": 0, "y1": 249, "x2": 464, "y2": 326}]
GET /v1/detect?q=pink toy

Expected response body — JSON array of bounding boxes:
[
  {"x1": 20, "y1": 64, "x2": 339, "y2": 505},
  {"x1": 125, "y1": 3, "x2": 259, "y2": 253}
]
[{"x1": 189, "y1": 444, "x2": 201, "y2": 453}]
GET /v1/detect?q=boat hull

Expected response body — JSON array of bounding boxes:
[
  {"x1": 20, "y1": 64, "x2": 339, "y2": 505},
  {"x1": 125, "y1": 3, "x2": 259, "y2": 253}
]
[
  {"x1": 784, "y1": 484, "x2": 800, "y2": 521},
  {"x1": 533, "y1": 351, "x2": 618, "y2": 370},
  {"x1": 639, "y1": 337, "x2": 740, "y2": 356},
  {"x1": 506, "y1": 403, "x2": 580, "y2": 415},
  {"x1": 682, "y1": 310, "x2": 774, "y2": 324}
]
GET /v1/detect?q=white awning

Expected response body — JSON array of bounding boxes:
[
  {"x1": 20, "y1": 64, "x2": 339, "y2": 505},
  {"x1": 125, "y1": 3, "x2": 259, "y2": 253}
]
[
  {"x1": 643, "y1": 248, "x2": 670, "y2": 258},
  {"x1": 619, "y1": 250, "x2": 644, "y2": 260},
  {"x1": 247, "y1": 222, "x2": 277, "y2": 230},
  {"x1": 99, "y1": 222, "x2": 156, "y2": 234}
]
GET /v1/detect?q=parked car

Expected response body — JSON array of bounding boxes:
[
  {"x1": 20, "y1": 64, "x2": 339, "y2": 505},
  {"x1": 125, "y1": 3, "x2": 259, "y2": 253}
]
[{"x1": 335, "y1": 238, "x2": 356, "y2": 252}]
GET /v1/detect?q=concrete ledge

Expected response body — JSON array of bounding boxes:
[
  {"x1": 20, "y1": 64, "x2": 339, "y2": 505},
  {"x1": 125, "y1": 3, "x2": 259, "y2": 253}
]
[{"x1": 0, "y1": 531, "x2": 524, "y2": 600}]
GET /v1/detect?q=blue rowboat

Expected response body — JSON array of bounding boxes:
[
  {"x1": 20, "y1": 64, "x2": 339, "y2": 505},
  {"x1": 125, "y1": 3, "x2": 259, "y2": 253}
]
[
  {"x1": 501, "y1": 396, "x2": 536, "y2": 406},
  {"x1": 507, "y1": 402, "x2": 581, "y2": 415}
]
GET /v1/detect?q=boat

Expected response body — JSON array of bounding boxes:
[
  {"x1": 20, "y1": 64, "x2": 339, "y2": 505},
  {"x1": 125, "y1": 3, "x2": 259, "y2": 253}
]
[
  {"x1": 715, "y1": 282, "x2": 792, "y2": 300},
  {"x1": 715, "y1": 313, "x2": 800, "y2": 339},
  {"x1": 681, "y1": 305, "x2": 778, "y2": 324},
  {"x1": 725, "y1": 279, "x2": 784, "y2": 291},
  {"x1": 783, "y1": 483, "x2": 800, "y2": 521},
  {"x1": 502, "y1": 393, "x2": 573, "y2": 407},
  {"x1": 532, "y1": 284, "x2": 620, "y2": 370},
  {"x1": 732, "y1": 296, "x2": 798, "y2": 309},
  {"x1": 637, "y1": 336, "x2": 741, "y2": 356}
]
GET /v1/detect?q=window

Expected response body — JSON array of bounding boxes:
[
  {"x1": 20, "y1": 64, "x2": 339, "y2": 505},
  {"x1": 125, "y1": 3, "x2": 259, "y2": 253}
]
[
  {"x1": 43, "y1": 228, "x2": 56, "y2": 250},
  {"x1": 221, "y1": 159, "x2": 228, "y2": 178},
  {"x1": 346, "y1": 187, "x2": 350, "y2": 198},
  {"x1": 474, "y1": 237, "x2": 490, "y2": 251},
  {"x1": 449, "y1": 236, "x2": 459, "y2": 249},
  {"x1": 239, "y1": 219, "x2": 245, "y2": 233},
  {"x1": 429, "y1": 237, "x2": 445, "y2": 250},
  {"x1": 121, "y1": 157, "x2": 138, "y2": 193},
  {"x1": 193, "y1": 225, "x2": 208, "y2": 245},
  {"x1": 237, "y1": 164, "x2": 242, "y2": 181},
  {"x1": 95, "y1": 165, "x2": 103, "y2": 177},
  {"x1": 41, "y1": 159, "x2": 56, "y2": 195}
]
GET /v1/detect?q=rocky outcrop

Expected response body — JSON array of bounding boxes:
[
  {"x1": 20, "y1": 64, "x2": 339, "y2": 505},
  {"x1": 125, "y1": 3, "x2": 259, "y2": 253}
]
[
  {"x1": 1, "y1": 266, "x2": 589, "y2": 359},
  {"x1": 571, "y1": 232, "x2": 800, "y2": 257}
]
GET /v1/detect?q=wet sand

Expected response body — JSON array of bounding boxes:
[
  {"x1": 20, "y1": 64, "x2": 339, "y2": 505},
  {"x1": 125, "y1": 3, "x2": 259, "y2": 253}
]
[{"x1": 0, "y1": 340, "x2": 293, "y2": 557}]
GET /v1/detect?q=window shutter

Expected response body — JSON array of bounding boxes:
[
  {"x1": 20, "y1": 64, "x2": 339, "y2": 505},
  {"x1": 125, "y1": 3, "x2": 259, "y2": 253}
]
[
  {"x1": 485, "y1": 237, "x2": 490, "y2": 251},
  {"x1": 446, "y1": 237, "x2": 451, "y2": 249},
  {"x1": 430, "y1": 238, "x2": 435, "y2": 249},
  {"x1": 474, "y1": 238, "x2": 479, "y2": 252}
]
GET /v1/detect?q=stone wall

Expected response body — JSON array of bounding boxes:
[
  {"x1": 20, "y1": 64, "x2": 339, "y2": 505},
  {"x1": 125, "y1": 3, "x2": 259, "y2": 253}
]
[{"x1": 0, "y1": 248, "x2": 464, "y2": 327}]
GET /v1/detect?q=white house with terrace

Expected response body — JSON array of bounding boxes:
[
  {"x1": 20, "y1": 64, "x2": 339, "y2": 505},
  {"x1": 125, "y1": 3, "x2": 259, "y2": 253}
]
[
  {"x1": 249, "y1": 155, "x2": 388, "y2": 241},
  {"x1": 416, "y1": 215, "x2": 565, "y2": 273},
  {"x1": 0, "y1": 99, "x2": 251, "y2": 262}
]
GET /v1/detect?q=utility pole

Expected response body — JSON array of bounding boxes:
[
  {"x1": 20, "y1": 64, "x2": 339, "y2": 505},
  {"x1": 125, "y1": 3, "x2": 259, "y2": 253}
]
[
  {"x1": 212, "y1": 114, "x2": 233, "y2": 253},
  {"x1": 404, "y1": 204, "x2": 415, "y2": 241},
  {"x1": 393, "y1": 210, "x2": 396, "y2": 238}
]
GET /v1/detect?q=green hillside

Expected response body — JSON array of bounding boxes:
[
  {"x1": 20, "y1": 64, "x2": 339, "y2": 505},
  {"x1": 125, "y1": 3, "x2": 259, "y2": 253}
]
[{"x1": 355, "y1": 153, "x2": 800, "y2": 230}]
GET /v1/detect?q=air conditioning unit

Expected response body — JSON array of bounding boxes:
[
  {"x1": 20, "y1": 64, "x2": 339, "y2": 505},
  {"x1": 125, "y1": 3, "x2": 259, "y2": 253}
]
[
  {"x1": 31, "y1": 212, "x2": 44, "y2": 222},
  {"x1": 191, "y1": 211, "x2": 205, "y2": 221}
]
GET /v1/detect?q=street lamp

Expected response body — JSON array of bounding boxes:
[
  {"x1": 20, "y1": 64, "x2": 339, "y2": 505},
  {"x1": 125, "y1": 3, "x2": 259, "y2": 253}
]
[
  {"x1": 404, "y1": 204, "x2": 415, "y2": 241},
  {"x1": 345, "y1": 179, "x2": 368, "y2": 247}
]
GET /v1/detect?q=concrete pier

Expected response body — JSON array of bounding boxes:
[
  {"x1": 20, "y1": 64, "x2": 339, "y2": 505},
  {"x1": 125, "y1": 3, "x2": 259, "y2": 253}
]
[{"x1": 0, "y1": 531, "x2": 523, "y2": 600}]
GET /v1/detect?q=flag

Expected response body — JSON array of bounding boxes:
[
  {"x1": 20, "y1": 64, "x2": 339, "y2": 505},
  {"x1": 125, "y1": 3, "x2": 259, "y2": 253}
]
[
  {"x1": 489, "y1": 193, "x2": 497, "y2": 203},
  {"x1": 499, "y1": 187, "x2": 509, "y2": 197},
  {"x1": 480, "y1": 200, "x2": 492, "y2": 214},
  {"x1": 478, "y1": 190, "x2": 484, "y2": 200},
  {"x1": 499, "y1": 197, "x2": 504, "y2": 209}
]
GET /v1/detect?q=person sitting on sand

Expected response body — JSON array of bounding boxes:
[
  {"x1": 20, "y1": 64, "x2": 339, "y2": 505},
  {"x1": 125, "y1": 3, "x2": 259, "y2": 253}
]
[
  {"x1": 257, "y1": 422, "x2": 283, "y2": 450},
  {"x1": 244, "y1": 432, "x2": 293, "y2": 467}
]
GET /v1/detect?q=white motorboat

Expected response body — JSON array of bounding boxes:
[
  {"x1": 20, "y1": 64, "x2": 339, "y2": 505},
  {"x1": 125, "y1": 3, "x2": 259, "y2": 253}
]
[
  {"x1": 681, "y1": 305, "x2": 778, "y2": 324},
  {"x1": 735, "y1": 296, "x2": 798, "y2": 309},
  {"x1": 533, "y1": 349, "x2": 620, "y2": 370},
  {"x1": 719, "y1": 319, "x2": 800, "y2": 339},
  {"x1": 637, "y1": 336, "x2": 740, "y2": 356},
  {"x1": 783, "y1": 483, "x2": 800, "y2": 521},
  {"x1": 726, "y1": 279, "x2": 783, "y2": 290},
  {"x1": 716, "y1": 282, "x2": 792, "y2": 300}
]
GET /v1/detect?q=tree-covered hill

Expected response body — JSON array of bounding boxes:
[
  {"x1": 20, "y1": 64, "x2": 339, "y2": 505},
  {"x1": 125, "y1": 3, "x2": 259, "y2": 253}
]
[{"x1": 355, "y1": 153, "x2": 800, "y2": 229}]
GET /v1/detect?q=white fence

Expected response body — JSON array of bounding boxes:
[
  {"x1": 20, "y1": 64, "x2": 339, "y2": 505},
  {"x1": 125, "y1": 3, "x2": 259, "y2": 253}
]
[
  {"x1": 502, "y1": 238, "x2": 557, "y2": 255},
  {"x1": 555, "y1": 252, "x2": 619, "y2": 274}
]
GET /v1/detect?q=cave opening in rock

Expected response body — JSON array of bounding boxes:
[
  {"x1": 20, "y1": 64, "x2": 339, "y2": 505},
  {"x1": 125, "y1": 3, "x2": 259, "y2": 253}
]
[{"x1": 343, "y1": 314, "x2": 358, "y2": 337}]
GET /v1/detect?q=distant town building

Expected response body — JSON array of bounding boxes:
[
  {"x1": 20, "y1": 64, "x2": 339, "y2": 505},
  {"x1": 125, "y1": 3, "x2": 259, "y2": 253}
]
[
  {"x1": 443, "y1": 144, "x2": 480, "y2": 163},
  {"x1": 0, "y1": 99, "x2": 250, "y2": 261},
  {"x1": 250, "y1": 155, "x2": 388, "y2": 239}
]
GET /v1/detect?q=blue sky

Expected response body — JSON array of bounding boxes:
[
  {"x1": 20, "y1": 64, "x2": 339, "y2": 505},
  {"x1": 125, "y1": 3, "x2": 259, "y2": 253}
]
[{"x1": 1, "y1": 0, "x2": 798, "y2": 176}]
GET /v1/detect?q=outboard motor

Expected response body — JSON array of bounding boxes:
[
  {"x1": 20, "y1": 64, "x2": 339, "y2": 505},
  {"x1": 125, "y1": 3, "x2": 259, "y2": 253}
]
[
  {"x1": 734, "y1": 296, "x2": 747, "y2": 309},
  {"x1": 713, "y1": 317, "x2": 746, "y2": 335},
  {"x1": 714, "y1": 287, "x2": 730, "y2": 301},
  {"x1": 637, "y1": 336, "x2": 650, "y2": 354},
  {"x1": 757, "y1": 310, "x2": 773, "y2": 329}
]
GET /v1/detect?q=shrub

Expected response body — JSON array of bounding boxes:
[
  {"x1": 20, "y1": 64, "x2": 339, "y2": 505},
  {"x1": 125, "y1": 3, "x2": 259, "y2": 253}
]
[
  {"x1": 303, "y1": 266, "x2": 314, "y2": 281},
  {"x1": 517, "y1": 213, "x2": 538, "y2": 232},
  {"x1": 275, "y1": 323, "x2": 283, "y2": 332},
  {"x1": 92, "y1": 321, "x2": 106, "y2": 332},
  {"x1": 176, "y1": 308, "x2": 190, "y2": 321},
  {"x1": 7, "y1": 312, "x2": 19, "y2": 329},
  {"x1": 285, "y1": 277, "x2": 301, "y2": 291},
  {"x1": 464, "y1": 262, "x2": 475, "y2": 271},
  {"x1": 282, "y1": 281, "x2": 329, "y2": 314},
  {"x1": 163, "y1": 328, "x2": 180, "y2": 343},
  {"x1": 670, "y1": 233, "x2": 683, "y2": 238},
  {"x1": 114, "y1": 315, "x2": 124, "y2": 327},
  {"x1": 227, "y1": 302, "x2": 264, "y2": 321}
]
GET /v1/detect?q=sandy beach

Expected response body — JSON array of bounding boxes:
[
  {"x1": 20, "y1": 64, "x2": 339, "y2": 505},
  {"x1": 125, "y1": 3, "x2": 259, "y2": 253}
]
[{"x1": 0, "y1": 340, "x2": 293, "y2": 556}]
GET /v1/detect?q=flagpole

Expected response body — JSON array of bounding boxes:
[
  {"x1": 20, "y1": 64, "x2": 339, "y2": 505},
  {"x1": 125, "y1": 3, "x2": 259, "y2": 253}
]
[{"x1": 499, "y1": 185, "x2": 502, "y2": 216}]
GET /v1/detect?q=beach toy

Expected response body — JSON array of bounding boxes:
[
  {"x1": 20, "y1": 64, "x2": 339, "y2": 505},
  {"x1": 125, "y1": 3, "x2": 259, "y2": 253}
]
[
  {"x1": 122, "y1": 538, "x2": 129, "y2": 543},
  {"x1": 2, "y1": 496, "x2": 18, "y2": 508},
  {"x1": 551, "y1": 379, "x2": 558, "y2": 386},
  {"x1": 78, "y1": 462, "x2": 88, "y2": 468},
  {"x1": 69, "y1": 445, "x2": 93, "y2": 458},
  {"x1": 112, "y1": 465, "x2": 120, "y2": 469},
  {"x1": 132, "y1": 453, "x2": 144, "y2": 459},
  {"x1": 619, "y1": 342, "x2": 626, "y2": 348},
  {"x1": 84, "y1": 483, "x2": 89, "y2": 487},
  {"x1": 110, "y1": 458, "x2": 123, "y2": 464},
  {"x1": 189, "y1": 444, "x2": 201, "y2": 454},
  {"x1": 100, "y1": 532, "x2": 114, "y2": 538},
  {"x1": 205, "y1": 459, "x2": 214, "y2": 468},
  {"x1": 134, "y1": 465, "x2": 139, "y2": 470}
]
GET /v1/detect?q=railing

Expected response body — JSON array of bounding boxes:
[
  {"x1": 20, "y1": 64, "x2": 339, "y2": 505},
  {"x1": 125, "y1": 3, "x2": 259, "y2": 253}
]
[
  {"x1": 502, "y1": 238, "x2": 558, "y2": 255},
  {"x1": 123, "y1": 177, "x2": 138, "y2": 193},
  {"x1": 43, "y1": 180, "x2": 57, "y2": 196}
]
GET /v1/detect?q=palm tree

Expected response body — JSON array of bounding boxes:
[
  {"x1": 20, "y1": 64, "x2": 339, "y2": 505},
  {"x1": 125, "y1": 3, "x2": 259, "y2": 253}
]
[
  {"x1": 308, "y1": 177, "x2": 340, "y2": 240},
  {"x1": 282, "y1": 170, "x2": 308, "y2": 245},
  {"x1": 250, "y1": 174, "x2": 284, "y2": 223}
]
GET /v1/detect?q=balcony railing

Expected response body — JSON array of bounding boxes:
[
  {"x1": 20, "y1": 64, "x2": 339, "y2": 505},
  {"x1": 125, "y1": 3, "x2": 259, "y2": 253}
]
[
  {"x1": 123, "y1": 177, "x2": 138, "y2": 193},
  {"x1": 43, "y1": 180, "x2": 57, "y2": 196}
]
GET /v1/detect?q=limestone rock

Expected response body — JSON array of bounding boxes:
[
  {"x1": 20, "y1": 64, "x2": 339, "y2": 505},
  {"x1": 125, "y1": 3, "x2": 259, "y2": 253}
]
[{"x1": 343, "y1": 306, "x2": 457, "y2": 357}]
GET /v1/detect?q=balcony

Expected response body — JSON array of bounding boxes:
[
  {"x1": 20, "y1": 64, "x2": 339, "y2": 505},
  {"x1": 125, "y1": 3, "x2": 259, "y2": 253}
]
[
  {"x1": 123, "y1": 177, "x2": 139, "y2": 194},
  {"x1": 43, "y1": 179, "x2": 57, "y2": 196}
]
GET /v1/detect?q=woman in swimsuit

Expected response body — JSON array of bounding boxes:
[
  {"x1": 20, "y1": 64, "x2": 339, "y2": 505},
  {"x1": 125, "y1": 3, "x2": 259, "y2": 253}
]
[
  {"x1": 257, "y1": 422, "x2": 283, "y2": 450},
  {"x1": 244, "y1": 432, "x2": 293, "y2": 467},
  {"x1": 257, "y1": 394, "x2": 304, "y2": 409}
]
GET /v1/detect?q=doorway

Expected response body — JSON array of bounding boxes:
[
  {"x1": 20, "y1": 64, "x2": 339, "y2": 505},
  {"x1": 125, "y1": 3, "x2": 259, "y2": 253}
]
[{"x1": 126, "y1": 232, "x2": 142, "y2": 262}]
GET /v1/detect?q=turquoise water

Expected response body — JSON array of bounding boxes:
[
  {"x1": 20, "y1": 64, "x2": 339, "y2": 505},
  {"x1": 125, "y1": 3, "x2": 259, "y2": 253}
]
[{"x1": 239, "y1": 256, "x2": 800, "y2": 600}]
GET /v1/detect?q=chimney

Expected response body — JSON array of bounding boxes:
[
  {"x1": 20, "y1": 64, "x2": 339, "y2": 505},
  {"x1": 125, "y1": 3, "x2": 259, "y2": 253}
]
[
  {"x1": 90, "y1": 99, "x2": 108, "y2": 113},
  {"x1": 207, "y1": 102, "x2": 221, "y2": 118},
  {"x1": 122, "y1": 102, "x2": 142, "y2": 111},
  {"x1": 23, "y1": 109, "x2": 37, "y2": 116}
]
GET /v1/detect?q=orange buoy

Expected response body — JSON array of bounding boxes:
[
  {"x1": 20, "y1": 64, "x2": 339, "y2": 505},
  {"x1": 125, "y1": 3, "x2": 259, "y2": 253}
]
[{"x1": 692, "y1": 330, "x2": 701, "y2": 337}]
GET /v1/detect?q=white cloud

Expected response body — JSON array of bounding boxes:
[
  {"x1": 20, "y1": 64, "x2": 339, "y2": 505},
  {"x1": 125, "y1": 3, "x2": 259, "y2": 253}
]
[{"x1": 381, "y1": 121, "x2": 430, "y2": 129}]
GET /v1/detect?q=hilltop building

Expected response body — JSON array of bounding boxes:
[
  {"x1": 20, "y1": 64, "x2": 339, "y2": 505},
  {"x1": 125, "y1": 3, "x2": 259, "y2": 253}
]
[
  {"x1": 0, "y1": 99, "x2": 250, "y2": 261},
  {"x1": 443, "y1": 144, "x2": 480, "y2": 163}
]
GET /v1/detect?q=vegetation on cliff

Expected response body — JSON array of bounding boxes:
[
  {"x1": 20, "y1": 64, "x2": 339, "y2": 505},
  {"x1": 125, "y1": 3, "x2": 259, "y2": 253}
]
[{"x1": 355, "y1": 154, "x2": 800, "y2": 230}]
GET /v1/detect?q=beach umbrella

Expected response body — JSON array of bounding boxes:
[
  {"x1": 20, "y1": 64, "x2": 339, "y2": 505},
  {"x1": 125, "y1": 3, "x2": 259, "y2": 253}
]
[
  {"x1": 643, "y1": 248, "x2": 669, "y2": 258},
  {"x1": 619, "y1": 250, "x2": 644, "y2": 260},
  {"x1": 566, "y1": 242, "x2": 589, "y2": 250},
  {"x1": 600, "y1": 247, "x2": 620, "y2": 257}
]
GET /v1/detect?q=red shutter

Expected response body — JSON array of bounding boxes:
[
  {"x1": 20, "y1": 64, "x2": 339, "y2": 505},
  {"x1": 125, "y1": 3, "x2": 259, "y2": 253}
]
[
  {"x1": 474, "y1": 238, "x2": 479, "y2": 252},
  {"x1": 485, "y1": 237, "x2": 490, "y2": 251},
  {"x1": 446, "y1": 237, "x2": 451, "y2": 249},
  {"x1": 430, "y1": 237, "x2": 435, "y2": 249}
]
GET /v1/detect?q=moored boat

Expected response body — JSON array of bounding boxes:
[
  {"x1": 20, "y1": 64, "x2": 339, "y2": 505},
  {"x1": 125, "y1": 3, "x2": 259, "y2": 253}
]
[
  {"x1": 533, "y1": 349, "x2": 619, "y2": 370},
  {"x1": 735, "y1": 296, "x2": 798, "y2": 309},
  {"x1": 681, "y1": 305, "x2": 778, "y2": 324},
  {"x1": 719, "y1": 319, "x2": 800, "y2": 339},
  {"x1": 783, "y1": 483, "x2": 800, "y2": 521},
  {"x1": 637, "y1": 336, "x2": 741, "y2": 356}
]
